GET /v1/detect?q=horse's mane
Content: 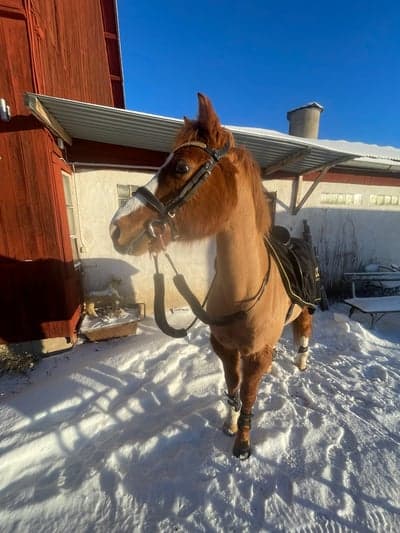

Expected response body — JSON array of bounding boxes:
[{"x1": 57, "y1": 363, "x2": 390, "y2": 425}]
[
  {"x1": 232, "y1": 146, "x2": 272, "y2": 235},
  {"x1": 174, "y1": 116, "x2": 234, "y2": 150},
  {"x1": 174, "y1": 117, "x2": 272, "y2": 236}
]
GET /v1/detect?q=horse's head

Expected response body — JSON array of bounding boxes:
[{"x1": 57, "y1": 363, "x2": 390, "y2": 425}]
[{"x1": 110, "y1": 94, "x2": 238, "y2": 256}]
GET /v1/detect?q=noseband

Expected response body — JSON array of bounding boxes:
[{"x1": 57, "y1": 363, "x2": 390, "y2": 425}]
[
  {"x1": 126, "y1": 140, "x2": 250, "y2": 338},
  {"x1": 133, "y1": 140, "x2": 231, "y2": 242},
  {"x1": 120, "y1": 139, "x2": 271, "y2": 338}
]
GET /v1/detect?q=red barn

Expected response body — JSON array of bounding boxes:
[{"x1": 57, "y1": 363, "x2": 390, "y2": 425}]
[
  {"x1": 2, "y1": 1, "x2": 400, "y2": 353},
  {"x1": 0, "y1": 0, "x2": 124, "y2": 348}
]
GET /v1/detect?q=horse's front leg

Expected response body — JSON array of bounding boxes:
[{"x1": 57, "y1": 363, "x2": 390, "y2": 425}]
[
  {"x1": 234, "y1": 345, "x2": 273, "y2": 459},
  {"x1": 210, "y1": 334, "x2": 241, "y2": 435}
]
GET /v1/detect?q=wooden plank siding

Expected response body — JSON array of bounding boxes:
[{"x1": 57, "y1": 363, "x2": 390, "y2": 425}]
[
  {"x1": 0, "y1": 0, "x2": 122, "y2": 344},
  {"x1": 0, "y1": 126, "x2": 82, "y2": 343},
  {"x1": 25, "y1": 0, "x2": 117, "y2": 105},
  {"x1": 100, "y1": 0, "x2": 124, "y2": 107},
  {"x1": 270, "y1": 169, "x2": 400, "y2": 187},
  {"x1": 68, "y1": 139, "x2": 168, "y2": 167}
]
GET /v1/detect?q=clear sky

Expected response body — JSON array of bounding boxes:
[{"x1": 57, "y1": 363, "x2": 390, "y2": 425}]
[{"x1": 117, "y1": 0, "x2": 400, "y2": 147}]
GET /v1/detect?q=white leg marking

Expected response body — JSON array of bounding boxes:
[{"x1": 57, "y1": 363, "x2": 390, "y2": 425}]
[
  {"x1": 223, "y1": 406, "x2": 240, "y2": 436},
  {"x1": 299, "y1": 335, "x2": 308, "y2": 348},
  {"x1": 295, "y1": 335, "x2": 309, "y2": 371}
]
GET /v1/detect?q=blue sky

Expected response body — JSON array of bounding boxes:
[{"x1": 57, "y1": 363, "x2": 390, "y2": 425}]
[{"x1": 117, "y1": 1, "x2": 400, "y2": 146}]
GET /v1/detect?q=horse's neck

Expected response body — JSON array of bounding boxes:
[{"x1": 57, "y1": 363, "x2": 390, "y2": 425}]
[{"x1": 214, "y1": 211, "x2": 268, "y2": 303}]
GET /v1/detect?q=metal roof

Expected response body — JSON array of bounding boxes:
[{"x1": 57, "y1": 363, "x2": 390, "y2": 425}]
[{"x1": 25, "y1": 92, "x2": 400, "y2": 175}]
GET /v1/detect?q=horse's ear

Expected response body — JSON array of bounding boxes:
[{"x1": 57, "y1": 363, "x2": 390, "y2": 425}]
[{"x1": 197, "y1": 93, "x2": 222, "y2": 141}]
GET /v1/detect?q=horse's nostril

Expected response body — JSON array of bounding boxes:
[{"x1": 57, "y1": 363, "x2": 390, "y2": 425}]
[{"x1": 110, "y1": 223, "x2": 120, "y2": 243}]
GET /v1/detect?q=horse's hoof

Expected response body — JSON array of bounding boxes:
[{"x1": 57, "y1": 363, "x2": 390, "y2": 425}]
[{"x1": 233, "y1": 441, "x2": 251, "y2": 460}]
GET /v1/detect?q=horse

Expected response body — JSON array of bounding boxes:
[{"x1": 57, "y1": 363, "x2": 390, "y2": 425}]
[{"x1": 110, "y1": 94, "x2": 313, "y2": 459}]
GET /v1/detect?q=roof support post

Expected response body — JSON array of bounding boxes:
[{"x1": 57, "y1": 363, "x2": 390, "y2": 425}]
[
  {"x1": 292, "y1": 155, "x2": 356, "y2": 215},
  {"x1": 24, "y1": 93, "x2": 72, "y2": 145},
  {"x1": 291, "y1": 174, "x2": 303, "y2": 214},
  {"x1": 262, "y1": 147, "x2": 311, "y2": 176},
  {"x1": 292, "y1": 168, "x2": 328, "y2": 215}
]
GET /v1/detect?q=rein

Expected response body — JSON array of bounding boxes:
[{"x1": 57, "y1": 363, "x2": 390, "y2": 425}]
[
  {"x1": 151, "y1": 248, "x2": 271, "y2": 338},
  {"x1": 131, "y1": 140, "x2": 270, "y2": 338},
  {"x1": 152, "y1": 251, "x2": 246, "y2": 338}
]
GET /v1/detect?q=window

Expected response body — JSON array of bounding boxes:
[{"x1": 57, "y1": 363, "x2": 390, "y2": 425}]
[
  {"x1": 117, "y1": 184, "x2": 138, "y2": 208},
  {"x1": 62, "y1": 171, "x2": 80, "y2": 265},
  {"x1": 321, "y1": 192, "x2": 362, "y2": 205},
  {"x1": 369, "y1": 194, "x2": 400, "y2": 207}
]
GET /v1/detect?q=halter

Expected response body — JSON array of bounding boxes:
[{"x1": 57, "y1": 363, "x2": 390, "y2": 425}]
[{"x1": 134, "y1": 141, "x2": 231, "y2": 242}]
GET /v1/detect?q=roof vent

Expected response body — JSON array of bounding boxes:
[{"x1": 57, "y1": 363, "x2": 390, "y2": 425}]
[{"x1": 287, "y1": 102, "x2": 323, "y2": 139}]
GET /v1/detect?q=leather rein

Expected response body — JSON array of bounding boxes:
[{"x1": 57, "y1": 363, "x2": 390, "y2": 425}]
[{"x1": 131, "y1": 141, "x2": 268, "y2": 338}]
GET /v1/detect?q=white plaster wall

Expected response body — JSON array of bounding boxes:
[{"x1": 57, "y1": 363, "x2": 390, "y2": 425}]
[
  {"x1": 74, "y1": 168, "x2": 215, "y2": 312},
  {"x1": 265, "y1": 179, "x2": 400, "y2": 289},
  {"x1": 74, "y1": 167, "x2": 400, "y2": 311}
]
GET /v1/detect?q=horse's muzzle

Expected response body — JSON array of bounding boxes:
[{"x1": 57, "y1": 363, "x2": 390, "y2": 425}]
[
  {"x1": 110, "y1": 222, "x2": 148, "y2": 255},
  {"x1": 110, "y1": 223, "x2": 126, "y2": 254}
]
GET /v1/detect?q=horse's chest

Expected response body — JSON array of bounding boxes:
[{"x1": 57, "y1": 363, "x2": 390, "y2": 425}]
[{"x1": 210, "y1": 319, "x2": 270, "y2": 355}]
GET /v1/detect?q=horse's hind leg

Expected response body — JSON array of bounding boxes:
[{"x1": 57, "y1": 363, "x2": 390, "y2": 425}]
[
  {"x1": 293, "y1": 307, "x2": 313, "y2": 371},
  {"x1": 210, "y1": 334, "x2": 241, "y2": 435}
]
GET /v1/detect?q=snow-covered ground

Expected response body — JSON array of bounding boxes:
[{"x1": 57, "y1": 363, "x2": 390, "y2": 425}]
[{"x1": 1, "y1": 304, "x2": 399, "y2": 532}]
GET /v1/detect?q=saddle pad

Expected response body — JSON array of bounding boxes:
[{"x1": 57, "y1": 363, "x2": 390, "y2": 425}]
[{"x1": 265, "y1": 235, "x2": 321, "y2": 312}]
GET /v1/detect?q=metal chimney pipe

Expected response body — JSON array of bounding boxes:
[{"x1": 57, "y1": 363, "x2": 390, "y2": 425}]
[{"x1": 287, "y1": 102, "x2": 323, "y2": 138}]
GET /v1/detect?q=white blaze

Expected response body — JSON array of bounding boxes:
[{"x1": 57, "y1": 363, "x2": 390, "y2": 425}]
[{"x1": 111, "y1": 173, "x2": 160, "y2": 224}]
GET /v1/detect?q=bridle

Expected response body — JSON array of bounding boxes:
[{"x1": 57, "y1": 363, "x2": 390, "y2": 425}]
[
  {"x1": 134, "y1": 140, "x2": 231, "y2": 244},
  {"x1": 128, "y1": 140, "x2": 269, "y2": 338}
]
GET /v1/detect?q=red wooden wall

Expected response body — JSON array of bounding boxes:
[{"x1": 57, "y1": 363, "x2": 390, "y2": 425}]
[{"x1": 0, "y1": 0, "x2": 123, "y2": 344}]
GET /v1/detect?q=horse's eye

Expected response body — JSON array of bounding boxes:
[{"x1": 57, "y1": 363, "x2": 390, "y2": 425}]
[{"x1": 175, "y1": 160, "x2": 190, "y2": 175}]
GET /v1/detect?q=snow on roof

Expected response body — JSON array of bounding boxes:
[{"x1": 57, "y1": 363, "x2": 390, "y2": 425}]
[
  {"x1": 315, "y1": 138, "x2": 400, "y2": 162},
  {"x1": 287, "y1": 101, "x2": 324, "y2": 114},
  {"x1": 230, "y1": 125, "x2": 400, "y2": 168}
]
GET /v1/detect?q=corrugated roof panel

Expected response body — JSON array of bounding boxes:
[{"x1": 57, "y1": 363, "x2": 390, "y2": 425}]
[{"x1": 26, "y1": 93, "x2": 400, "y2": 175}]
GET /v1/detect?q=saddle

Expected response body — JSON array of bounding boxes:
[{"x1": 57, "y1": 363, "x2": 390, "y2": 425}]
[{"x1": 266, "y1": 226, "x2": 321, "y2": 312}]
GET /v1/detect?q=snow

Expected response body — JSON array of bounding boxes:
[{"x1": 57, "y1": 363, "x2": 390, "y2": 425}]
[
  {"x1": 229, "y1": 124, "x2": 400, "y2": 165},
  {"x1": 1, "y1": 304, "x2": 400, "y2": 532},
  {"x1": 80, "y1": 308, "x2": 141, "y2": 332}
]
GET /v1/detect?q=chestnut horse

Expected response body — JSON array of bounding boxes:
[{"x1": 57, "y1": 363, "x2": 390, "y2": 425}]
[{"x1": 110, "y1": 94, "x2": 313, "y2": 459}]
